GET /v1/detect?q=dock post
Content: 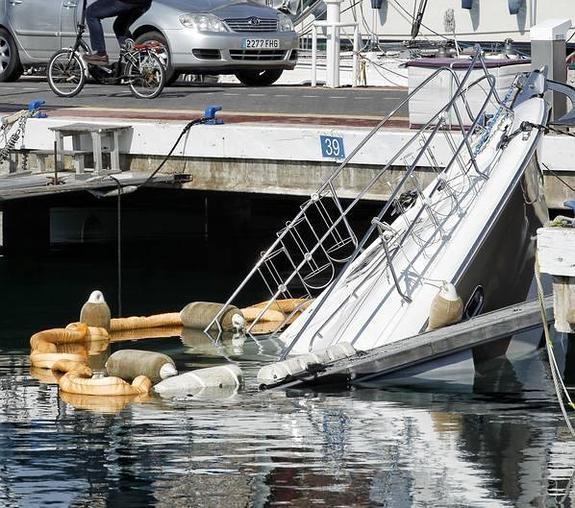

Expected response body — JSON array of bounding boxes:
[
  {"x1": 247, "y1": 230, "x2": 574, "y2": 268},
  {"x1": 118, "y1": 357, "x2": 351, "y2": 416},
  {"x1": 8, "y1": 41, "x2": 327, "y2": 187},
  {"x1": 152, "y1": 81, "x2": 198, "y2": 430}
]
[
  {"x1": 530, "y1": 18, "x2": 571, "y2": 122},
  {"x1": 324, "y1": 0, "x2": 343, "y2": 88},
  {"x1": 537, "y1": 226, "x2": 575, "y2": 333}
]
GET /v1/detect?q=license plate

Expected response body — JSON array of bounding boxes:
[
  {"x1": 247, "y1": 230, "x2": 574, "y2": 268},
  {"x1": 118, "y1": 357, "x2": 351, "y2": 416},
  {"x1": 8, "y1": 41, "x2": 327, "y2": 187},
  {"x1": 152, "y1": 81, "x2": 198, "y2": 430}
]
[{"x1": 241, "y1": 39, "x2": 280, "y2": 49}]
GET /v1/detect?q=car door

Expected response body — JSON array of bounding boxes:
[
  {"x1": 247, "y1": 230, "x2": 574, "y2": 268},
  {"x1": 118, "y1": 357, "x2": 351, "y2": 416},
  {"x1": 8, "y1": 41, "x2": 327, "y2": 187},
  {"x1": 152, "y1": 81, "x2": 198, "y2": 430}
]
[
  {"x1": 60, "y1": 0, "x2": 81, "y2": 49},
  {"x1": 6, "y1": 0, "x2": 62, "y2": 60}
]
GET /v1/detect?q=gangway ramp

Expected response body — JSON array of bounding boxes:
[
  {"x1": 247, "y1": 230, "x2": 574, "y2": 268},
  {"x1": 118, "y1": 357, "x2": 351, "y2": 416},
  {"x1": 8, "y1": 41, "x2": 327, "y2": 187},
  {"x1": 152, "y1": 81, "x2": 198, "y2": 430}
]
[{"x1": 262, "y1": 296, "x2": 555, "y2": 390}]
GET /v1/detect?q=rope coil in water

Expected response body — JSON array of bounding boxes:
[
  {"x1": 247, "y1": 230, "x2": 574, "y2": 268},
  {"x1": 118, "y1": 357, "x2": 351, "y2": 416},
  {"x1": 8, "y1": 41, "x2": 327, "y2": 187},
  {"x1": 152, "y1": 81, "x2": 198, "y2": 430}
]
[{"x1": 110, "y1": 313, "x2": 182, "y2": 331}]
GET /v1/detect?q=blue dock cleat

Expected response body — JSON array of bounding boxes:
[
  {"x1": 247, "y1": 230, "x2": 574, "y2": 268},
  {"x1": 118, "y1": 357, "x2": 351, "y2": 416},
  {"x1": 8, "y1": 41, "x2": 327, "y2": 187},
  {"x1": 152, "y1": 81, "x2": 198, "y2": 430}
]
[
  {"x1": 27, "y1": 99, "x2": 47, "y2": 118},
  {"x1": 203, "y1": 105, "x2": 223, "y2": 125}
]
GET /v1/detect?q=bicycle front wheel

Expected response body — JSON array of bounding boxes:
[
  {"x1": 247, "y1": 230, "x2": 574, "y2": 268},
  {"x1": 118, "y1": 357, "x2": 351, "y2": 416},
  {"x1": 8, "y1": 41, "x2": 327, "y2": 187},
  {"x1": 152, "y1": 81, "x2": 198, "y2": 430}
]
[
  {"x1": 126, "y1": 51, "x2": 165, "y2": 99},
  {"x1": 48, "y1": 49, "x2": 86, "y2": 98}
]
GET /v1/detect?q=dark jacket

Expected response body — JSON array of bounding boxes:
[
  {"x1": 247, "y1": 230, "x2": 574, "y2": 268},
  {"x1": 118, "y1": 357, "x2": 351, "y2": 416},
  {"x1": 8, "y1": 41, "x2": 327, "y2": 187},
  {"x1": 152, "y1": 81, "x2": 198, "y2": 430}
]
[{"x1": 121, "y1": 0, "x2": 152, "y2": 5}]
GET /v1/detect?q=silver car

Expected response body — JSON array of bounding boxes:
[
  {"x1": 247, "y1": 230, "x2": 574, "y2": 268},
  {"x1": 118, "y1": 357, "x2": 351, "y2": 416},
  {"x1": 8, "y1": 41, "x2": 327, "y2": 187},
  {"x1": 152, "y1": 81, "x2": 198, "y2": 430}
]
[{"x1": 0, "y1": 0, "x2": 298, "y2": 85}]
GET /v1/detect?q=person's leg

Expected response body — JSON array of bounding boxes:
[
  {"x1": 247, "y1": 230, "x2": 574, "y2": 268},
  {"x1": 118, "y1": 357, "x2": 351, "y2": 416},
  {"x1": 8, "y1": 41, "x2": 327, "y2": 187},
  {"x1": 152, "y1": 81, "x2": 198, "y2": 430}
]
[
  {"x1": 112, "y1": 3, "x2": 151, "y2": 47},
  {"x1": 86, "y1": 0, "x2": 120, "y2": 55}
]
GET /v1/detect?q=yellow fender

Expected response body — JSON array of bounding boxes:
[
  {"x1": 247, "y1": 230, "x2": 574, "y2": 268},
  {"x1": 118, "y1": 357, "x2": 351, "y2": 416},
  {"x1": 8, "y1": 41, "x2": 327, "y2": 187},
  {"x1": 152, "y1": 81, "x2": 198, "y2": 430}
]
[
  {"x1": 426, "y1": 283, "x2": 464, "y2": 331},
  {"x1": 30, "y1": 352, "x2": 88, "y2": 369},
  {"x1": 241, "y1": 306, "x2": 285, "y2": 323},
  {"x1": 110, "y1": 313, "x2": 182, "y2": 331},
  {"x1": 58, "y1": 373, "x2": 152, "y2": 397}
]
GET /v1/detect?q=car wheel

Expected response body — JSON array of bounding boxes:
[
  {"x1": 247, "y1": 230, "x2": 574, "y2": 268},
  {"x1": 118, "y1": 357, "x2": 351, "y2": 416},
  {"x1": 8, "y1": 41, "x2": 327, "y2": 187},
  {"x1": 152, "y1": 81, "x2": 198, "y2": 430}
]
[
  {"x1": 235, "y1": 69, "x2": 283, "y2": 86},
  {"x1": 0, "y1": 28, "x2": 23, "y2": 82},
  {"x1": 134, "y1": 30, "x2": 177, "y2": 84},
  {"x1": 166, "y1": 71, "x2": 180, "y2": 86}
]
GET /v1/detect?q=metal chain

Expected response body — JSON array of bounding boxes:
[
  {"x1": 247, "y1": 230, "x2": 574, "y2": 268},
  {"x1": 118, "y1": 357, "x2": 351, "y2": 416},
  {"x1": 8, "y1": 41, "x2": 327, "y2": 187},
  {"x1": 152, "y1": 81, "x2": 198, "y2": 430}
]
[{"x1": 0, "y1": 113, "x2": 29, "y2": 164}]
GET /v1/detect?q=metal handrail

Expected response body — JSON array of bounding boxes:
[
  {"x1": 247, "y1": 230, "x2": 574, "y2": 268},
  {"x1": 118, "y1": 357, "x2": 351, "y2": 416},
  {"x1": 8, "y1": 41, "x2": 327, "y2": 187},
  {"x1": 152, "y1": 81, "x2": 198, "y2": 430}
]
[
  {"x1": 205, "y1": 49, "x2": 508, "y2": 343},
  {"x1": 279, "y1": 55, "x2": 510, "y2": 357}
]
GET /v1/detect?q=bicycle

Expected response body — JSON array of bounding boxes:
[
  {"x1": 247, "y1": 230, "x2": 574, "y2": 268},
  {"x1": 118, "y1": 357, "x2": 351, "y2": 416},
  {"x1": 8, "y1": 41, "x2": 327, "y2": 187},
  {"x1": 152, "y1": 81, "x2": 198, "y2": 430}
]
[{"x1": 47, "y1": 0, "x2": 165, "y2": 99}]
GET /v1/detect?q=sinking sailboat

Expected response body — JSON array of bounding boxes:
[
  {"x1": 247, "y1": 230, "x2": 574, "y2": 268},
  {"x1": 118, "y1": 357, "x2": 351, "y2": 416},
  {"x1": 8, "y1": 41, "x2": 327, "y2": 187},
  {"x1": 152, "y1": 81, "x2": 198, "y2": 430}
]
[{"x1": 207, "y1": 49, "x2": 559, "y2": 388}]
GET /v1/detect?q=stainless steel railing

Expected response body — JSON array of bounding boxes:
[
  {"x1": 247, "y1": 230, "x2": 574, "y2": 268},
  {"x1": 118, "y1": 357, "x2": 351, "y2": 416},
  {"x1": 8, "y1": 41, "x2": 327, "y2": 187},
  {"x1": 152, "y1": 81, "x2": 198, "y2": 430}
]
[{"x1": 205, "y1": 48, "x2": 516, "y2": 345}]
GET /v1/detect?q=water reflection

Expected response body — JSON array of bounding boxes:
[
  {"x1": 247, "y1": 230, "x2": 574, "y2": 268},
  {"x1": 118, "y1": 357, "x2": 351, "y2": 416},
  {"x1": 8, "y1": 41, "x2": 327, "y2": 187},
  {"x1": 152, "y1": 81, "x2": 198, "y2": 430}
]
[
  {"x1": 0, "y1": 332, "x2": 573, "y2": 507},
  {"x1": 0, "y1": 210, "x2": 573, "y2": 506}
]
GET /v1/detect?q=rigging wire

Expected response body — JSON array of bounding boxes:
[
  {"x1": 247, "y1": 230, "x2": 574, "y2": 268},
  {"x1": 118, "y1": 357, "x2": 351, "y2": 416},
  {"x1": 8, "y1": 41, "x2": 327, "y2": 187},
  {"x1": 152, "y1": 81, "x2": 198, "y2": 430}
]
[{"x1": 388, "y1": 0, "x2": 450, "y2": 41}]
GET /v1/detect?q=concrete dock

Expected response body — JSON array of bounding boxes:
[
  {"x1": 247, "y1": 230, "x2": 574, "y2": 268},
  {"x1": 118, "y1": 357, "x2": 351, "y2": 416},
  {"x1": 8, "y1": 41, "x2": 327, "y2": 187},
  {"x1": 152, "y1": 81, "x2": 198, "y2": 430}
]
[{"x1": 1, "y1": 78, "x2": 574, "y2": 208}]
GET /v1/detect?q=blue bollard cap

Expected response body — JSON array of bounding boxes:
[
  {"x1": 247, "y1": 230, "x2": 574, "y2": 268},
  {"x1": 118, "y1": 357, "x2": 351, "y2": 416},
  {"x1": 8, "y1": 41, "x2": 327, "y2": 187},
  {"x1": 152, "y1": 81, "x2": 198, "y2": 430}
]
[
  {"x1": 203, "y1": 105, "x2": 224, "y2": 124},
  {"x1": 27, "y1": 99, "x2": 47, "y2": 118},
  {"x1": 28, "y1": 99, "x2": 45, "y2": 112}
]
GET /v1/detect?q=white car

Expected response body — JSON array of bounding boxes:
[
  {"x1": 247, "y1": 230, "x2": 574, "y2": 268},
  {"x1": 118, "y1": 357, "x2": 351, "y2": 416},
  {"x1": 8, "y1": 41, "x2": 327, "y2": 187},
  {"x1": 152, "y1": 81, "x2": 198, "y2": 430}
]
[{"x1": 0, "y1": 0, "x2": 299, "y2": 85}]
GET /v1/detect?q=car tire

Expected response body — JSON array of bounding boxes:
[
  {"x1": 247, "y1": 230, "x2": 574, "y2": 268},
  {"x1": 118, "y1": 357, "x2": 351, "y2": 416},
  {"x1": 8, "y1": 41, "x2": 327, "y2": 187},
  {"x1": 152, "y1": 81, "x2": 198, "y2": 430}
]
[
  {"x1": 235, "y1": 69, "x2": 283, "y2": 86},
  {"x1": 0, "y1": 28, "x2": 23, "y2": 82},
  {"x1": 134, "y1": 30, "x2": 177, "y2": 84},
  {"x1": 166, "y1": 71, "x2": 180, "y2": 86}
]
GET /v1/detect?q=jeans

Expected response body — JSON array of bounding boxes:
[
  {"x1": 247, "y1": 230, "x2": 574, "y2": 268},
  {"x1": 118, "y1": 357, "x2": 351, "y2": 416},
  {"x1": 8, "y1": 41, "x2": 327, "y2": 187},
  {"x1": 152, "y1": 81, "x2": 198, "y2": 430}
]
[{"x1": 86, "y1": 0, "x2": 151, "y2": 54}]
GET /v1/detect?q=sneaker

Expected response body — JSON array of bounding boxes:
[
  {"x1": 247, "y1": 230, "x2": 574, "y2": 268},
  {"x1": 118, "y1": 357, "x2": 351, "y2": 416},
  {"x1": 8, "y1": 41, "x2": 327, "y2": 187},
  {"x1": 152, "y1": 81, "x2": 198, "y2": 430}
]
[{"x1": 83, "y1": 52, "x2": 109, "y2": 66}]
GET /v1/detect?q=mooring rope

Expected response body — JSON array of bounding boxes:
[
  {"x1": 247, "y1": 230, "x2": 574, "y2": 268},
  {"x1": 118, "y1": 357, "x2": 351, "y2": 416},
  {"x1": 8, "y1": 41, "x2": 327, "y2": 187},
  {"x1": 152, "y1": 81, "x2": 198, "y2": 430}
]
[
  {"x1": 534, "y1": 256, "x2": 575, "y2": 438},
  {"x1": 0, "y1": 112, "x2": 28, "y2": 164}
]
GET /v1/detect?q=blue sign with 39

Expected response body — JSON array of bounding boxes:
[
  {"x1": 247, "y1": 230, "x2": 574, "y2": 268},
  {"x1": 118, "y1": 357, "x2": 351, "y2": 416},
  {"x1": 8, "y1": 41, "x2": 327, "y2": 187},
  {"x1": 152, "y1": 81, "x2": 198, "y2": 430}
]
[{"x1": 320, "y1": 135, "x2": 345, "y2": 160}]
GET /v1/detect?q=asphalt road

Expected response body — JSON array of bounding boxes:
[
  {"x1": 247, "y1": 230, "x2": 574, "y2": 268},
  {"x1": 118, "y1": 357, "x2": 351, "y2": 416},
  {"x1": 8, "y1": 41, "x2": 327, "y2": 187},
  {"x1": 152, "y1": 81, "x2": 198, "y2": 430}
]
[{"x1": 0, "y1": 77, "x2": 409, "y2": 122}]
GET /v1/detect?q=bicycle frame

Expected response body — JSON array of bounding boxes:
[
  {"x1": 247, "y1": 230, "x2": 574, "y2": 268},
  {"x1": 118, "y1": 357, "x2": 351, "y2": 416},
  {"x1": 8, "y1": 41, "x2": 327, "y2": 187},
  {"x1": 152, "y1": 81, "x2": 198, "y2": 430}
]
[
  {"x1": 60, "y1": 0, "x2": 90, "y2": 74},
  {"x1": 48, "y1": 0, "x2": 165, "y2": 99},
  {"x1": 63, "y1": 0, "x2": 150, "y2": 83}
]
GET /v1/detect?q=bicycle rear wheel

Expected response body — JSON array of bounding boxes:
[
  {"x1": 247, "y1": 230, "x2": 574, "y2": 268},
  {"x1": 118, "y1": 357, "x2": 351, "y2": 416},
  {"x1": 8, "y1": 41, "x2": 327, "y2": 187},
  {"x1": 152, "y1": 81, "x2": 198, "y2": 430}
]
[
  {"x1": 126, "y1": 51, "x2": 165, "y2": 99},
  {"x1": 48, "y1": 49, "x2": 86, "y2": 98}
]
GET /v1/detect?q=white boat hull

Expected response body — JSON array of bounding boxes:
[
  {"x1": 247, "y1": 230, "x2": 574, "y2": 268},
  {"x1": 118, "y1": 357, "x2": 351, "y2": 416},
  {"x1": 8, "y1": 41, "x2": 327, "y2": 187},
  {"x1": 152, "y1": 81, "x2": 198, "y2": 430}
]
[{"x1": 280, "y1": 96, "x2": 549, "y2": 378}]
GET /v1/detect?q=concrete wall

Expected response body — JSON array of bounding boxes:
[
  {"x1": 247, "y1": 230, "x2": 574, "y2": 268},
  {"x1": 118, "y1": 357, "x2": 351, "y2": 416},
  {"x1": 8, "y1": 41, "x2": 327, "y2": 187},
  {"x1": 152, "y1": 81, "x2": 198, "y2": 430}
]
[{"x1": 6, "y1": 116, "x2": 575, "y2": 208}]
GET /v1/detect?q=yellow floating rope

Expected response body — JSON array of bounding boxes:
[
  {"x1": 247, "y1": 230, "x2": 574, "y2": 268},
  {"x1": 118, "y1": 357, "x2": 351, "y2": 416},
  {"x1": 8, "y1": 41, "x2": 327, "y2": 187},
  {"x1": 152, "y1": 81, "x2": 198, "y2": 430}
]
[{"x1": 109, "y1": 313, "x2": 182, "y2": 332}]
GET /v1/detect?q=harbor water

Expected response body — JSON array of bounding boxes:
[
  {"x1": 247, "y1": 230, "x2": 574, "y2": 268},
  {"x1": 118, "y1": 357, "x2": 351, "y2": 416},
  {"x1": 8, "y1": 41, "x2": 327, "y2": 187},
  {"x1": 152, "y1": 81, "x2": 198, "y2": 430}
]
[{"x1": 0, "y1": 190, "x2": 574, "y2": 506}]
